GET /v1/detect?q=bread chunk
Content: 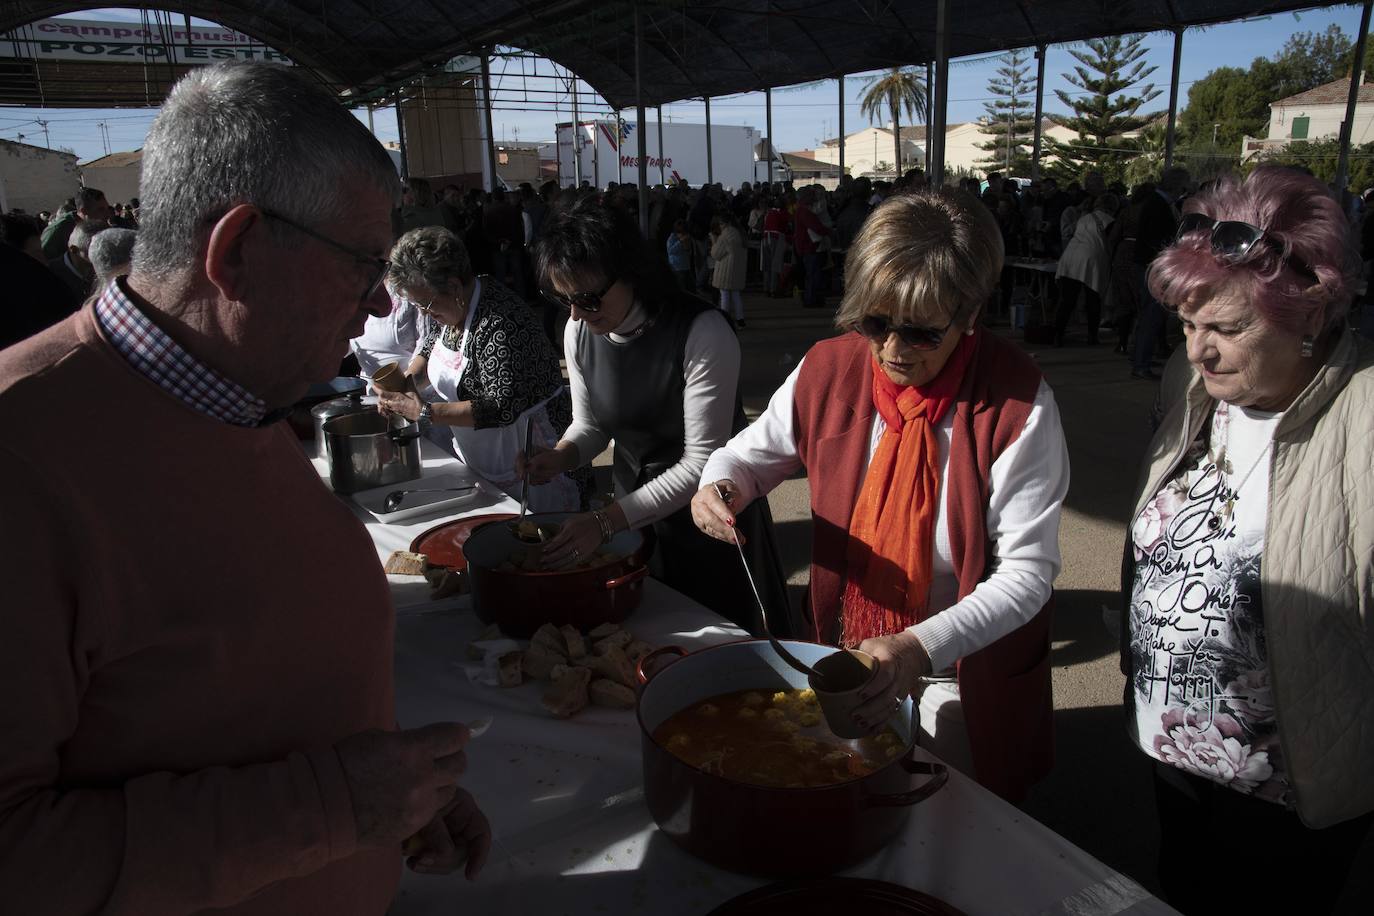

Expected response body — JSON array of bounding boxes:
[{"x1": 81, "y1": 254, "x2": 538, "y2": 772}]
[
  {"x1": 591, "y1": 630, "x2": 633, "y2": 654},
  {"x1": 589, "y1": 679, "x2": 636, "y2": 709},
  {"x1": 524, "y1": 643, "x2": 564, "y2": 680},
  {"x1": 531, "y1": 623, "x2": 568, "y2": 658},
  {"x1": 541, "y1": 666, "x2": 591, "y2": 718},
  {"x1": 560, "y1": 625, "x2": 587, "y2": 659},
  {"x1": 384, "y1": 550, "x2": 428, "y2": 576},
  {"x1": 590, "y1": 645, "x2": 636, "y2": 687},
  {"x1": 496, "y1": 651, "x2": 523, "y2": 687}
]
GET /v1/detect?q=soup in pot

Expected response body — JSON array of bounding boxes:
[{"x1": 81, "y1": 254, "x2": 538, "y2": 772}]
[{"x1": 652, "y1": 687, "x2": 905, "y2": 788}]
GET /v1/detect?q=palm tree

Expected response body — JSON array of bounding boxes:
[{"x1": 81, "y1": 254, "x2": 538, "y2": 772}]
[{"x1": 859, "y1": 67, "x2": 928, "y2": 177}]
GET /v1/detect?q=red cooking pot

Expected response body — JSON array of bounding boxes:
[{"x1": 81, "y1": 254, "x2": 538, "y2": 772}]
[
  {"x1": 637, "y1": 639, "x2": 948, "y2": 877},
  {"x1": 462, "y1": 511, "x2": 649, "y2": 637}
]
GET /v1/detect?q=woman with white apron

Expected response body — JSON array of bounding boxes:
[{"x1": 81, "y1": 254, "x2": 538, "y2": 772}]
[{"x1": 376, "y1": 226, "x2": 579, "y2": 512}]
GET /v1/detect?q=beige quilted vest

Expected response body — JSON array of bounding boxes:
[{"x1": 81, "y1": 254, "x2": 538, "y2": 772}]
[{"x1": 1122, "y1": 326, "x2": 1374, "y2": 828}]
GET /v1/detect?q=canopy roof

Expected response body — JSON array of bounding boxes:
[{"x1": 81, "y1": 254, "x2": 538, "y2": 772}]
[{"x1": 0, "y1": 1, "x2": 1341, "y2": 109}]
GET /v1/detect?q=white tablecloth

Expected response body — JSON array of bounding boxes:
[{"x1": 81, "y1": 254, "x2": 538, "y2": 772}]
[{"x1": 315, "y1": 438, "x2": 1176, "y2": 916}]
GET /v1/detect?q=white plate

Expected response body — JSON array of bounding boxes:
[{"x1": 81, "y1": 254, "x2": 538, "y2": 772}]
[{"x1": 353, "y1": 472, "x2": 486, "y2": 522}]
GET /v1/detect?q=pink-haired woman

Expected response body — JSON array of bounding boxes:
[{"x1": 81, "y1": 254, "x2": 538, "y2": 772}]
[{"x1": 1122, "y1": 166, "x2": 1373, "y2": 913}]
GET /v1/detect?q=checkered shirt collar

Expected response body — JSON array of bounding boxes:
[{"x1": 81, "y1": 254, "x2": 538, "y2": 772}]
[{"x1": 95, "y1": 280, "x2": 269, "y2": 427}]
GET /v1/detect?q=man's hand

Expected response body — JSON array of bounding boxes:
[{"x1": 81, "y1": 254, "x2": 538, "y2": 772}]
[
  {"x1": 403, "y1": 788, "x2": 492, "y2": 879},
  {"x1": 335, "y1": 723, "x2": 470, "y2": 849},
  {"x1": 690, "y1": 480, "x2": 746, "y2": 545}
]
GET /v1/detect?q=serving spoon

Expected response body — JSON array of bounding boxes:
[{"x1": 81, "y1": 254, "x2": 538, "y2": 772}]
[
  {"x1": 383, "y1": 485, "x2": 477, "y2": 512},
  {"x1": 509, "y1": 414, "x2": 542, "y2": 542},
  {"x1": 714, "y1": 483, "x2": 830, "y2": 689}
]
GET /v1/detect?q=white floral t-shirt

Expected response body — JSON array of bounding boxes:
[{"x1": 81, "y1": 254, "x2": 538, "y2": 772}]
[{"x1": 1129, "y1": 401, "x2": 1290, "y2": 806}]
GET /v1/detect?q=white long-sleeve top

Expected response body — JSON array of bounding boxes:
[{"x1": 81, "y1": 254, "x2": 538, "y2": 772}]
[
  {"x1": 564, "y1": 303, "x2": 741, "y2": 529},
  {"x1": 700, "y1": 357, "x2": 1069, "y2": 673}
]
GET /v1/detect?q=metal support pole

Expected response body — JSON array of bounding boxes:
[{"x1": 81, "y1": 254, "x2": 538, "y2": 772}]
[
  {"x1": 929, "y1": 0, "x2": 950, "y2": 186},
  {"x1": 838, "y1": 76, "x2": 846, "y2": 177},
  {"x1": 634, "y1": 3, "x2": 649, "y2": 233},
  {"x1": 394, "y1": 94, "x2": 409, "y2": 180},
  {"x1": 1163, "y1": 29, "x2": 1184, "y2": 171},
  {"x1": 704, "y1": 97, "x2": 714, "y2": 186},
  {"x1": 925, "y1": 61, "x2": 933, "y2": 176},
  {"x1": 481, "y1": 54, "x2": 498, "y2": 191},
  {"x1": 1031, "y1": 45, "x2": 1045, "y2": 182},
  {"x1": 766, "y1": 88, "x2": 775, "y2": 187},
  {"x1": 657, "y1": 105, "x2": 666, "y2": 185},
  {"x1": 1336, "y1": 0, "x2": 1374, "y2": 193},
  {"x1": 570, "y1": 67, "x2": 582, "y2": 187},
  {"x1": 366, "y1": 105, "x2": 375, "y2": 137}
]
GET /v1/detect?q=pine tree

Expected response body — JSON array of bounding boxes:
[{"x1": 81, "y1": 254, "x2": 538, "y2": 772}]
[
  {"x1": 1047, "y1": 35, "x2": 1162, "y2": 184},
  {"x1": 976, "y1": 50, "x2": 1037, "y2": 177}
]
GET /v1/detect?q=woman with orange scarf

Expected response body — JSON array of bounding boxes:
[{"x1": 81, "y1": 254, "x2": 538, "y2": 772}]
[{"x1": 692, "y1": 189, "x2": 1070, "y2": 801}]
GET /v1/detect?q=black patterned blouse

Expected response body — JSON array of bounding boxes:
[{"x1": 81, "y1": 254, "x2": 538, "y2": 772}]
[{"x1": 420, "y1": 277, "x2": 571, "y2": 433}]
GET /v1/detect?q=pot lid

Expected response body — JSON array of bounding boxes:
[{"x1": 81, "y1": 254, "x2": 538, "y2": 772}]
[
  {"x1": 300, "y1": 376, "x2": 367, "y2": 406},
  {"x1": 709, "y1": 879, "x2": 966, "y2": 916},
  {"x1": 311, "y1": 394, "x2": 369, "y2": 421}
]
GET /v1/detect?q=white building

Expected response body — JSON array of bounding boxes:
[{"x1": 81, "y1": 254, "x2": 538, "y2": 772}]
[
  {"x1": 810, "y1": 120, "x2": 1093, "y2": 180},
  {"x1": 1241, "y1": 75, "x2": 1374, "y2": 162},
  {"x1": 0, "y1": 138, "x2": 80, "y2": 214},
  {"x1": 80, "y1": 150, "x2": 143, "y2": 204}
]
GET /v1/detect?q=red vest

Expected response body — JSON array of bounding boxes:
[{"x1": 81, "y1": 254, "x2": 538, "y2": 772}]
[{"x1": 792, "y1": 330, "x2": 1054, "y2": 802}]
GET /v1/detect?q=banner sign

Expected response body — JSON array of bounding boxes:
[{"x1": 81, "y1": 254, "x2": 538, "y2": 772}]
[{"x1": 0, "y1": 17, "x2": 292, "y2": 66}]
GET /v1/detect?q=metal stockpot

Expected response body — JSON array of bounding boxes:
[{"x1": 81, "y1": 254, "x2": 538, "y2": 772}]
[
  {"x1": 311, "y1": 394, "x2": 374, "y2": 457},
  {"x1": 322, "y1": 411, "x2": 423, "y2": 494}
]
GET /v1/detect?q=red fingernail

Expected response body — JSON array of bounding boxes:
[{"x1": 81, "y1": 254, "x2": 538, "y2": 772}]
[{"x1": 726, "y1": 518, "x2": 734, "y2": 527}]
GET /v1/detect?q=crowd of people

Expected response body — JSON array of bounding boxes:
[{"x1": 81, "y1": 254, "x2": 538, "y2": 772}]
[{"x1": 0, "y1": 57, "x2": 1370, "y2": 916}]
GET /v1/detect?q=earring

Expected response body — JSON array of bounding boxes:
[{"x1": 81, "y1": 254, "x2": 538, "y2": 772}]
[{"x1": 1300, "y1": 335, "x2": 1315, "y2": 358}]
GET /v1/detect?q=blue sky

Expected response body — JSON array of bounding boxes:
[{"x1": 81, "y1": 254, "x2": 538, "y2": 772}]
[{"x1": 0, "y1": 5, "x2": 1366, "y2": 162}]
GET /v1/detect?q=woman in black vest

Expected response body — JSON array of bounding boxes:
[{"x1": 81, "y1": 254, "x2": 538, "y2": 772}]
[{"x1": 521, "y1": 199, "x2": 793, "y2": 635}]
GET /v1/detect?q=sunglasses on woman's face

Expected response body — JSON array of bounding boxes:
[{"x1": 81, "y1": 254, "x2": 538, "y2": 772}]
[
  {"x1": 1176, "y1": 213, "x2": 1318, "y2": 280},
  {"x1": 857, "y1": 314, "x2": 954, "y2": 350},
  {"x1": 543, "y1": 278, "x2": 616, "y2": 313}
]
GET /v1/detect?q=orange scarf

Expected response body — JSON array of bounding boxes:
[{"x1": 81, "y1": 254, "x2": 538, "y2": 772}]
[{"x1": 841, "y1": 331, "x2": 980, "y2": 645}]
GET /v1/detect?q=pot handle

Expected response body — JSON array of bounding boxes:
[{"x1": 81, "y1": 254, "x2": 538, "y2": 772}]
[
  {"x1": 864, "y1": 755, "x2": 949, "y2": 808},
  {"x1": 635, "y1": 645, "x2": 687, "y2": 686},
  {"x1": 388, "y1": 427, "x2": 424, "y2": 445},
  {"x1": 604, "y1": 565, "x2": 649, "y2": 591}
]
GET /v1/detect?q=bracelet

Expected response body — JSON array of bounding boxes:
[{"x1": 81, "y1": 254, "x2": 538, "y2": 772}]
[{"x1": 592, "y1": 509, "x2": 615, "y2": 544}]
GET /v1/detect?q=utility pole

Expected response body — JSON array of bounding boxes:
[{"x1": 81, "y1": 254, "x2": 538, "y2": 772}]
[{"x1": 37, "y1": 119, "x2": 50, "y2": 148}]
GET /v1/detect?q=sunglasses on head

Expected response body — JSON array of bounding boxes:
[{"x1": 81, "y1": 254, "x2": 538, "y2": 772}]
[
  {"x1": 1176, "y1": 213, "x2": 1317, "y2": 280},
  {"x1": 857, "y1": 314, "x2": 953, "y2": 350},
  {"x1": 543, "y1": 278, "x2": 616, "y2": 313}
]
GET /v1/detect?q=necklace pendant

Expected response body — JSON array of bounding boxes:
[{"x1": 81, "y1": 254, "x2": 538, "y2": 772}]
[{"x1": 1208, "y1": 515, "x2": 1221, "y2": 531}]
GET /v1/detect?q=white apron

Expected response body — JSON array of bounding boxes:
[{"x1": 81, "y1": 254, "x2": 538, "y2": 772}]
[{"x1": 426, "y1": 281, "x2": 578, "y2": 512}]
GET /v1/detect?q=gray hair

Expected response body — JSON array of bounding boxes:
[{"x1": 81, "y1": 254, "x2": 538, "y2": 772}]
[
  {"x1": 89, "y1": 227, "x2": 138, "y2": 277},
  {"x1": 388, "y1": 226, "x2": 474, "y2": 295},
  {"x1": 133, "y1": 62, "x2": 400, "y2": 280},
  {"x1": 69, "y1": 219, "x2": 109, "y2": 254}
]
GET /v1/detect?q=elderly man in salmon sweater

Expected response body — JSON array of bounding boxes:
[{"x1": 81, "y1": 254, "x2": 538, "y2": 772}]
[{"x1": 0, "y1": 62, "x2": 490, "y2": 914}]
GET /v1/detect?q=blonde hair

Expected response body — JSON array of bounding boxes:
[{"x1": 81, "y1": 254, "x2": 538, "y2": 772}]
[{"x1": 835, "y1": 189, "x2": 1003, "y2": 331}]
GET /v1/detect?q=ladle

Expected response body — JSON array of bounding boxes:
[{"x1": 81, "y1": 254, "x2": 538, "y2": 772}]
[
  {"x1": 714, "y1": 484, "x2": 831, "y2": 689},
  {"x1": 383, "y1": 485, "x2": 476, "y2": 513},
  {"x1": 509, "y1": 414, "x2": 540, "y2": 542}
]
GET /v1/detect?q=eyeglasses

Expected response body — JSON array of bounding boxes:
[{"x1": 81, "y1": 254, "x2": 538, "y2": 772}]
[
  {"x1": 857, "y1": 314, "x2": 954, "y2": 350},
  {"x1": 543, "y1": 278, "x2": 616, "y2": 313},
  {"x1": 1176, "y1": 213, "x2": 1317, "y2": 280},
  {"x1": 260, "y1": 209, "x2": 391, "y2": 301}
]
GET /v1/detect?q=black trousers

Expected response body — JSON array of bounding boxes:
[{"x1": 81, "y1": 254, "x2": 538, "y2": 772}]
[
  {"x1": 1153, "y1": 762, "x2": 1373, "y2": 914},
  {"x1": 1053, "y1": 276, "x2": 1101, "y2": 344}
]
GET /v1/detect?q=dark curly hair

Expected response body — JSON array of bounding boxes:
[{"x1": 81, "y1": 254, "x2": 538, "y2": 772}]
[{"x1": 532, "y1": 197, "x2": 671, "y2": 310}]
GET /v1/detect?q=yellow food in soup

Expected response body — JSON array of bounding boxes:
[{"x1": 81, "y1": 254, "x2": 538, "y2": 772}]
[{"x1": 653, "y1": 688, "x2": 905, "y2": 788}]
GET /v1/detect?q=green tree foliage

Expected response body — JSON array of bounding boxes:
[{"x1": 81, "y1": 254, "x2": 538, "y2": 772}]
[
  {"x1": 976, "y1": 50, "x2": 1037, "y2": 177},
  {"x1": 1251, "y1": 137, "x2": 1374, "y2": 191},
  {"x1": 1178, "y1": 26, "x2": 1371, "y2": 154},
  {"x1": 1047, "y1": 35, "x2": 1161, "y2": 185},
  {"x1": 859, "y1": 67, "x2": 928, "y2": 176}
]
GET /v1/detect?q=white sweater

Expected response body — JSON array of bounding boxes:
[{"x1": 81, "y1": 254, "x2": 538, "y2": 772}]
[
  {"x1": 700, "y1": 357, "x2": 1070, "y2": 673},
  {"x1": 564, "y1": 303, "x2": 741, "y2": 529}
]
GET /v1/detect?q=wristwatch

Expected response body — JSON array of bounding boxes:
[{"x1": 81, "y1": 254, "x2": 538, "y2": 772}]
[{"x1": 417, "y1": 400, "x2": 433, "y2": 426}]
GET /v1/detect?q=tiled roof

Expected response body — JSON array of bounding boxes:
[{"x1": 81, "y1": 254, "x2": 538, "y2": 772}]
[
  {"x1": 1272, "y1": 77, "x2": 1374, "y2": 108},
  {"x1": 81, "y1": 149, "x2": 143, "y2": 168}
]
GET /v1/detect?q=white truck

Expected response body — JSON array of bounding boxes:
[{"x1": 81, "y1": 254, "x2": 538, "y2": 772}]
[{"x1": 554, "y1": 119, "x2": 783, "y2": 189}]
